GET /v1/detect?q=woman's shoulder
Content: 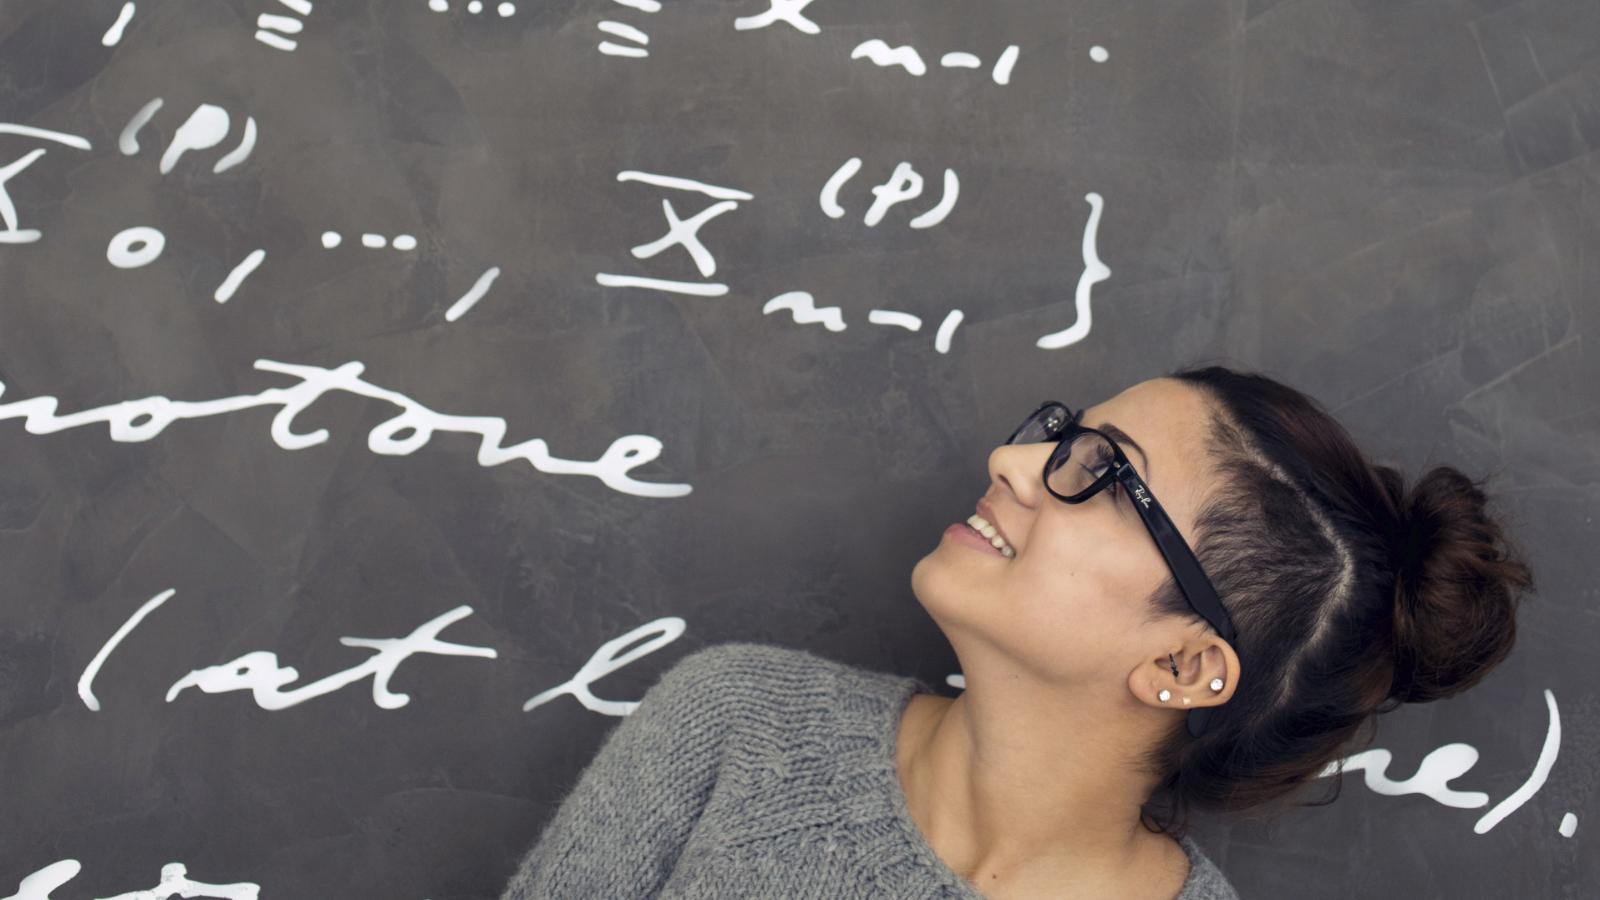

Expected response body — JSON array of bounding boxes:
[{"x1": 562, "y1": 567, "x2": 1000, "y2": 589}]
[
  {"x1": 1175, "y1": 834, "x2": 1241, "y2": 900},
  {"x1": 662, "y1": 641, "x2": 871, "y2": 688},
  {"x1": 654, "y1": 641, "x2": 908, "y2": 721},
  {"x1": 665, "y1": 640, "x2": 816, "y2": 670}
]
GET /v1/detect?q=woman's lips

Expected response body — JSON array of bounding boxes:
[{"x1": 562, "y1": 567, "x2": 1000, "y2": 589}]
[{"x1": 944, "y1": 522, "x2": 1005, "y2": 556}]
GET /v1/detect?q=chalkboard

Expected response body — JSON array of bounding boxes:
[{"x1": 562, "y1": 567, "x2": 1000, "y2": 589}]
[{"x1": 2, "y1": 1, "x2": 1595, "y2": 897}]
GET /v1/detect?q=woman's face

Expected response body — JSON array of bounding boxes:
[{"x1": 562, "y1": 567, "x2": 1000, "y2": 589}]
[{"x1": 910, "y1": 377, "x2": 1219, "y2": 687}]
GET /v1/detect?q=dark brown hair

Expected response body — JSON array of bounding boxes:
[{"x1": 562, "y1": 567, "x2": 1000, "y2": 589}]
[{"x1": 1134, "y1": 363, "x2": 1536, "y2": 841}]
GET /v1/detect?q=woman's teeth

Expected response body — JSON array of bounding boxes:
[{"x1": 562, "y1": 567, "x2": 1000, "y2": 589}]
[{"x1": 967, "y1": 514, "x2": 1015, "y2": 558}]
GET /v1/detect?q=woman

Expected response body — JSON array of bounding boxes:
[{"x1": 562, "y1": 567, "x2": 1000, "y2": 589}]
[{"x1": 499, "y1": 364, "x2": 1535, "y2": 899}]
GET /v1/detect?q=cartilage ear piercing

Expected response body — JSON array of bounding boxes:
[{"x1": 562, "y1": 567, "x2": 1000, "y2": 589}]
[
  {"x1": 1158, "y1": 689, "x2": 1171, "y2": 702},
  {"x1": 1209, "y1": 678, "x2": 1224, "y2": 692},
  {"x1": 1167, "y1": 653, "x2": 1180, "y2": 677}
]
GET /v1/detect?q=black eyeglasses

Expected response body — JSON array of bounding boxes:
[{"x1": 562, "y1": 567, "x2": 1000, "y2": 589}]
[{"x1": 1006, "y1": 401, "x2": 1237, "y2": 738}]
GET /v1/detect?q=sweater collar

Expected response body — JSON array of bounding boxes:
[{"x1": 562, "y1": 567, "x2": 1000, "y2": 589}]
[{"x1": 824, "y1": 663, "x2": 1231, "y2": 898}]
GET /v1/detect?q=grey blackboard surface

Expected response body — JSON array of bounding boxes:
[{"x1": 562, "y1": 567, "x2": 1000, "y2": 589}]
[{"x1": 1, "y1": 1, "x2": 1595, "y2": 897}]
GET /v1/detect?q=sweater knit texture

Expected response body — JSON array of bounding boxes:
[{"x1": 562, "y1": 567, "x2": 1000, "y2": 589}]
[{"x1": 500, "y1": 641, "x2": 1241, "y2": 899}]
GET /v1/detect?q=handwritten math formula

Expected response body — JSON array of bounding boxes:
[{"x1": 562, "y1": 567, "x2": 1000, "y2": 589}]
[{"x1": 0, "y1": 0, "x2": 1585, "y2": 897}]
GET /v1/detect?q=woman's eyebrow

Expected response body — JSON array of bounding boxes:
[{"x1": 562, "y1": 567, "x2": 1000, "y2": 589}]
[{"x1": 1098, "y1": 422, "x2": 1151, "y2": 479}]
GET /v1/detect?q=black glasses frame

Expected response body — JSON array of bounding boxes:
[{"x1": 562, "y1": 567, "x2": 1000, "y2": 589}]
[{"x1": 1006, "y1": 401, "x2": 1237, "y2": 739}]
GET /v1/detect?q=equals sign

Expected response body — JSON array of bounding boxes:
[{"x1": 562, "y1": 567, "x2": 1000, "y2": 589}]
[
  {"x1": 597, "y1": 20, "x2": 650, "y2": 58},
  {"x1": 255, "y1": 0, "x2": 311, "y2": 52},
  {"x1": 597, "y1": 0, "x2": 655, "y2": 59}
]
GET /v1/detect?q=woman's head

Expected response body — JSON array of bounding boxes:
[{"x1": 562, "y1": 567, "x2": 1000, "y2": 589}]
[
  {"x1": 911, "y1": 376, "x2": 1240, "y2": 716},
  {"x1": 909, "y1": 362, "x2": 1535, "y2": 840}
]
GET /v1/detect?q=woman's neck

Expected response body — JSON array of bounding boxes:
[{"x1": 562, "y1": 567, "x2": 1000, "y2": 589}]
[{"x1": 895, "y1": 690, "x2": 1187, "y2": 897}]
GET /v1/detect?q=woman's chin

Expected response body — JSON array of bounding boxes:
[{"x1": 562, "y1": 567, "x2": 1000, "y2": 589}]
[{"x1": 909, "y1": 553, "x2": 980, "y2": 613}]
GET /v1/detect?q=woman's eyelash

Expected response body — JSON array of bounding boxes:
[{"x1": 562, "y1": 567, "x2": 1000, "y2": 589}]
[
  {"x1": 1102, "y1": 456, "x2": 1121, "y2": 497},
  {"x1": 1083, "y1": 447, "x2": 1120, "y2": 497}
]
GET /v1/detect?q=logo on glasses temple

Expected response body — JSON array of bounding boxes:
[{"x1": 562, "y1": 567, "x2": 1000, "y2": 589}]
[{"x1": 1132, "y1": 484, "x2": 1152, "y2": 509}]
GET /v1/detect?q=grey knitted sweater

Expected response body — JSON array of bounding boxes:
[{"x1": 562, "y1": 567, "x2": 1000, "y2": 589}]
[{"x1": 500, "y1": 642, "x2": 1241, "y2": 899}]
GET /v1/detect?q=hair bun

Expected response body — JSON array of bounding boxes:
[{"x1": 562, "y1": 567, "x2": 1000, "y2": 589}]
[{"x1": 1386, "y1": 466, "x2": 1534, "y2": 704}]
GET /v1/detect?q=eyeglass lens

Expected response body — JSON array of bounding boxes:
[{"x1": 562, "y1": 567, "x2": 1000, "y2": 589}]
[{"x1": 1010, "y1": 407, "x2": 1119, "y2": 499}]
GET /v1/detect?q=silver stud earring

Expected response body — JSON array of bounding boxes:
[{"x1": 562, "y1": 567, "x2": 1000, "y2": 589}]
[
  {"x1": 1210, "y1": 677, "x2": 1224, "y2": 692},
  {"x1": 1158, "y1": 689, "x2": 1171, "y2": 702}
]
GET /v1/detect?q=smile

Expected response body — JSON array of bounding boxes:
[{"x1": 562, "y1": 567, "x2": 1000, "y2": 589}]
[{"x1": 943, "y1": 515, "x2": 1015, "y2": 558}]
